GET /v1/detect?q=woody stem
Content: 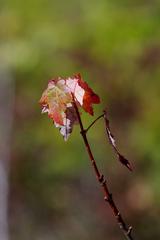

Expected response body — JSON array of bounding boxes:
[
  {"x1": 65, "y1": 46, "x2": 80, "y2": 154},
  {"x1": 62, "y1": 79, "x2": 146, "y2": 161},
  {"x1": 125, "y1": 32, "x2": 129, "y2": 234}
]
[{"x1": 72, "y1": 96, "x2": 134, "y2": 240}]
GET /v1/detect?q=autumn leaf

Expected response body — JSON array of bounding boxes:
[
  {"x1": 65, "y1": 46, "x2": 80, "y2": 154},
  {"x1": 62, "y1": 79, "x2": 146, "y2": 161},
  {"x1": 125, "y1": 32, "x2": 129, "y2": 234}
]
[
  {"x1": 39, "y1": 80, "x2": 72, "y2": 125},
  {"x1": 76, "y1": 74, "x2": 100, "y2": 115},
  {"x1": 39, "y1": 74, "x2": 100, "y2": 140},
  {"x1": 103, "y1": 110, "x2": 132, "y2": 171},
  {"x1": 54, "y1": 106, "x2": 78, "y2": 141}
]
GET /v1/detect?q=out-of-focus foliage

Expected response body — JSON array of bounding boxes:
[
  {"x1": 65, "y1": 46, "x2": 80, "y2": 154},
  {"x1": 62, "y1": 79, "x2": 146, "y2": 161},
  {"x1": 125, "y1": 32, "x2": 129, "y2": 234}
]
[{"x1": 0, "y1": 0, "x2": 160, "y2": 239}]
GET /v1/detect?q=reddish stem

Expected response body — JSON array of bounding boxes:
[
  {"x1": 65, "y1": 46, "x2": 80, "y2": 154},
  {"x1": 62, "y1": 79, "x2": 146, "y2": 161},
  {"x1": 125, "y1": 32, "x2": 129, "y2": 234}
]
[{"x1": 72, "y1": 96, "x2": 134, "y2": 240}]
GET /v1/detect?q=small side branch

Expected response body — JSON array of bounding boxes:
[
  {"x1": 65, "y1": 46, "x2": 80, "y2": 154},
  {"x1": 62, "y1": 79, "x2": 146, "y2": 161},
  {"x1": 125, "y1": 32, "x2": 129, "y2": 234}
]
[
  {"x1": 103, "y1": 110, "x2": 132, "y2": 171},
  {"x1": 85, "y1": 114, "x2": 104, "y2": 133},
  {"x1": 72, "y1": 96, "x2": 134, "y2": 240}
]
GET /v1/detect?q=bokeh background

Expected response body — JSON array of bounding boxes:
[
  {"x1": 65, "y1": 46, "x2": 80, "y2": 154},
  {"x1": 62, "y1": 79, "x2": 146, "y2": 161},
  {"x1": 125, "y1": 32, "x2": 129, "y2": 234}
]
[{"x1": 0, "y1": 0, "x2": 160, "y2": 239}]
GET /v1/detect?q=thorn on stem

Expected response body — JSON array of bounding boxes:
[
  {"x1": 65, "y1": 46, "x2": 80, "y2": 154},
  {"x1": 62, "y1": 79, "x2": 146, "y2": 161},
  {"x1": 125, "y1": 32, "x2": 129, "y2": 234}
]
[
  {"x1": 127, "y1": 226, "x2": 132, "y2": 235},
  {"x1": 99, "y1": 174, "x2": 106, "y2": 185},
  {"x1": 104, "y1": 193, "x2": 112, "y2": 202},
  {"x1": 104, "y1": 196, "x2": 108, "y2": 201},
  {"x1": 116, "y1": 212, "x2": 121, "y2": 220}
]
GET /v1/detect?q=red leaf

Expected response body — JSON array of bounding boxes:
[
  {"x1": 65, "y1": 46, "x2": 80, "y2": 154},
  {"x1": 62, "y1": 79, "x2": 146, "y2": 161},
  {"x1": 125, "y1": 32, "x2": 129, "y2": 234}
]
[
  {"x1": 39, "y1": 74, "x2": 100, "y2": 140},
  {"x1": 77, "y1": 74, "x2": 100, "y2": 115}
]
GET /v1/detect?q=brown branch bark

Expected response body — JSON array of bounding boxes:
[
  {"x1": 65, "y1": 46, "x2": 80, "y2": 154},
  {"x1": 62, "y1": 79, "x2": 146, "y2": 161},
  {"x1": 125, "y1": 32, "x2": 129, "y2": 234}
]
[{"x1": 72, "y1": 96, "x2": 134, "y2": 240}]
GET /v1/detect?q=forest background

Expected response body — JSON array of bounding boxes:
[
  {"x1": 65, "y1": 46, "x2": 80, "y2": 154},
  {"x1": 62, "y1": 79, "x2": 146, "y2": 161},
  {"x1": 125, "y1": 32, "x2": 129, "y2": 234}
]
[{"x1": 0, "y1": 1, "x2": 160, "y2": 239}]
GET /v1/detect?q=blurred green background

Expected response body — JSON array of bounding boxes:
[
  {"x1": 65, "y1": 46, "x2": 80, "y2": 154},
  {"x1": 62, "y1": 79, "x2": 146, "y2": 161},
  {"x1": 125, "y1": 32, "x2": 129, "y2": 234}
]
[{"x1": 0, "y1": 0, "x2": 160, "y2": 239}]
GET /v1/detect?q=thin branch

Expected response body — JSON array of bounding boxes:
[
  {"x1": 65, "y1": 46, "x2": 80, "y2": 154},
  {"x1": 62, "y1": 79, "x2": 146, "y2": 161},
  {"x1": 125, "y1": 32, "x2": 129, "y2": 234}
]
[
  {"x1": 72, "y1": 96, "x2": 134, "y2": 240},
  {"x1": 103, "y1": 110, "x2": 132, "y2": 171},
  {"x1": 85, "y1": 114, "x2": 104, "y2": 133}
]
